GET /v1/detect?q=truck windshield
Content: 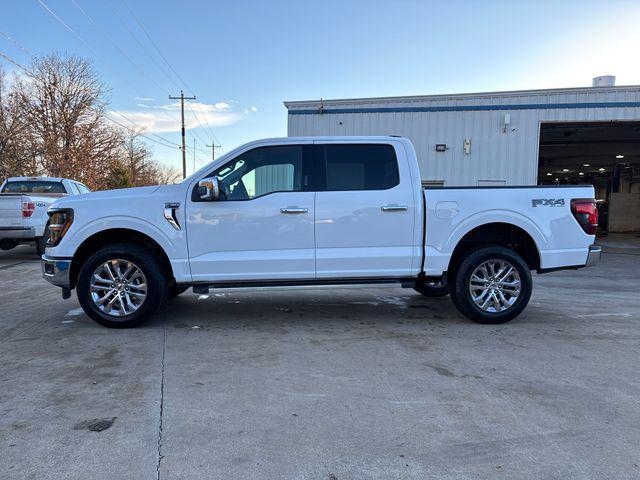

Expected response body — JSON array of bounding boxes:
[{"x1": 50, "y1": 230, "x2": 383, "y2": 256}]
[{"x1": 1, "y1": 181, "x2": 66, "y2": 194}]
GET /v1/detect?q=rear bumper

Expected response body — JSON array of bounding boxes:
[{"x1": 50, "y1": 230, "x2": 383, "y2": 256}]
[
  {"x1": 585, "y1": 245, "x2": 602, "y2": 267},
  {"x1": 42, "y1": 255, "x2": 72, "y2": 288},
  {"x1": 0, "y1": 227, "x2": 35, "y2": 240},
  {"x1": 537, "y1": 245, "x2": 601, "y2": 274}
]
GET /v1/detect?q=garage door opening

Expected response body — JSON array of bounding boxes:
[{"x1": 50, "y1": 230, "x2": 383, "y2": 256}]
[{"x1": 538, "y1": 121, "x2": 640, "y2": 232}]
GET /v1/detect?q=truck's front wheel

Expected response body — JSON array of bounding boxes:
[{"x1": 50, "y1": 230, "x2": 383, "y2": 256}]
[
  {"x1": 450, "y1": 246, "x2": 532, "y2": 324},
  {"x1": 76, "y1": 243, "x2": 168, "y2": 328}
]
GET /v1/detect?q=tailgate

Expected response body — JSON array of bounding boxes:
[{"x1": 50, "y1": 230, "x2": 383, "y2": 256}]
[{"x1": 0, "y1": 194, "x2": 26, "y2": 228}]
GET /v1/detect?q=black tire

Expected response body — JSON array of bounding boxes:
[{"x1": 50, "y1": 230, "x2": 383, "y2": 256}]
[
  {"x1": 450, "y1": 245, "x2": 532, "y2": 324},
  {"x1": 35, "y1": 226, "x2": 49, "y2": 256},
  {"x1": 413, "y1": 279, "x2": 449, "y2": 297},
  {"x1": 168, "y1": 285, "x2": 190, "y2": 299},
  {"x1": 76, "y1": 243, "x2": 168, "y2": 328},
  {"x1": 0, "y1": 238, "x2": 18, "y2": 251}
]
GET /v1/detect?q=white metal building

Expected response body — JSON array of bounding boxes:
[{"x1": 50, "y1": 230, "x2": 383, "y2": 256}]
[{"x1": 285, "y1": 80, "x2": 640, "y2": 231}]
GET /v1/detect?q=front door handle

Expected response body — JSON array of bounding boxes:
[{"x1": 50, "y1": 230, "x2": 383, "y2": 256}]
[
  {"x1": 281, "y1": 207, "x2": 308, "y2": 214},
  {"x1": 381, "y1": 204, "x2": 408, "y2": 212}
]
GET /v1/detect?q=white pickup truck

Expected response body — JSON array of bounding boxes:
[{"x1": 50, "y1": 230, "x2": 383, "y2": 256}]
[
  {"x1": 0, "y1": 177, "x2": 91, "y2": 255},
  {"x1": 42, "y1": 137, "x2": 601, "y2": 328}
]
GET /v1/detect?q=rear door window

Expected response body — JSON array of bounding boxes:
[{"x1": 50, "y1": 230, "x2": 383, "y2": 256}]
[{"x1": 319, "y1": 144, "x2": 399, "y2": 191}]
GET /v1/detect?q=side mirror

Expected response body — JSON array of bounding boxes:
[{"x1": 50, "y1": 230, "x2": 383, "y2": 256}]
[{"x1": 198, "y1": 177, "x2": 220, "y2": 201}]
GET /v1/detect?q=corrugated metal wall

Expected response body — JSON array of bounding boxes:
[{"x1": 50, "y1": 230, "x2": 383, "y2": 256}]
[
  {"x1": 255, "y1": 164, "x2": 294, "y2": 196},
  {"x1": 286, "y1": 86, "x2": 640, "y2": 186}
]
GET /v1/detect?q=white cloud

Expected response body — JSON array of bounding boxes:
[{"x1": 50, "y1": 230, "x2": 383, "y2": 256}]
[
  {"x1": 134, "y1": 96, "x2": 154, "y2": 102},
  {"x1": 110, "y1": 99, "x2": 254, "y2": 133}
]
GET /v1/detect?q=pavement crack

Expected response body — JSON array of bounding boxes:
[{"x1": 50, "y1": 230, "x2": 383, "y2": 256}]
[
  {"x1": 0, "y1": 261, "x2": 28, "y2": 270},
  {"x1": 156, "y1": 322, "x2": 166, "y2": 480}
]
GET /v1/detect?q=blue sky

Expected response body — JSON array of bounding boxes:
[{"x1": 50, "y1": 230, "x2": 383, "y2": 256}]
[{"x1": 2, "y1": 0, "x2": 639, "y2": 172}]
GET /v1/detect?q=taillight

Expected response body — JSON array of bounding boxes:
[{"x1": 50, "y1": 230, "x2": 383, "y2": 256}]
[
  {"x1": 22, "y1": 202, "x2": 35, "y2": 218},
  {"x1": 571, "y1": 198, "x2": 598, "y2": 235}
]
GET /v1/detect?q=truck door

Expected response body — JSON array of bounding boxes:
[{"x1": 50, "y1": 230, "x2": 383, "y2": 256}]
[
  {"x1": 314, "y1": 142, "x2": 416, "y2": 278},
  {"x1": 186, "y1": 143, "x2": 316, "y2": 282}
]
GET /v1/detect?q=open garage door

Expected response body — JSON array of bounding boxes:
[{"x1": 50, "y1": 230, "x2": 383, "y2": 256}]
[{"x1": 538, "y1": 121, "x2": 640, "y2": 232}]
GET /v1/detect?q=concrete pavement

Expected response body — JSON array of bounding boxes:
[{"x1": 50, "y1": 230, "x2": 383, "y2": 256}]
[{"x1": 0, "y1": 243, "x2": 639, "y2": 479}]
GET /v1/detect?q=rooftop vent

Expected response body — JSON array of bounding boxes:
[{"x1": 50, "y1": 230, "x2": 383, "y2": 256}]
[{"x1": 592, "y1": 75, "x2": 616, "y2": 87}]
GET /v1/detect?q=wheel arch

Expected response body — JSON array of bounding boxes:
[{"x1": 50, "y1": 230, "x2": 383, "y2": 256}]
[
  {"x1": 446, "y1": 222, "x2": 541, "y2": 282},
  {"x1": 69, "y1": 228, "x2": 174, "y2": 288}
]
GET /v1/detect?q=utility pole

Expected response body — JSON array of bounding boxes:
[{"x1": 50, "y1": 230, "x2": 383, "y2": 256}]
[
  {"x1": 169, "y1": 90, "x2": 196, "y2": 179},
  {"x1": 206, "y1": 142, "x2": 221, "y2": 161}
]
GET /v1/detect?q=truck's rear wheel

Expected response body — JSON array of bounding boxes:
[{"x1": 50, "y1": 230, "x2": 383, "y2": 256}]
[
  {"x1": 450, "y1": 246, "x2": 532, "y2": 324},
  {"x1": 0, "y1": 239, "x2": 18, "y2": 251},
  {"x1": 413, "y1": 278, "x2": 449, "y2": 297},
  {"x1": 76, "y1": 243, "x2": 168, "y2": 328}
]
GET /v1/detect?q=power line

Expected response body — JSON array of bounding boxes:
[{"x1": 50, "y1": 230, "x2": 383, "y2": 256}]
[
  {"x1": 119, "y1": 0, "x2": 224, "y2": 149},
  {"x1": 0, "y1": 47, "x2": 180, "y2": 153},
  {"x1": 67, "y1": 0, "x2": 207, "y2": 146},
  {"x1": 27, "y1": 3, "x2": 214, "y2": 168},
  {"x1": 0, "y1": 50, "x2": 29, "y2": 71},
  {"x1": 0, "y1": 31, "x2": 32, "y2": 55},
  {"x1": 35, "y1": 0, "x2": 195, "y2": 166},
  {"x1": 97, "y1": 0, "x2": 213, "y2": 148},
  {"x1": 72, "y1": 0, "x2": 224, "y2": 160},
  {"x1": 36, "y1": 0, "x2": 95, "y2": 53}
]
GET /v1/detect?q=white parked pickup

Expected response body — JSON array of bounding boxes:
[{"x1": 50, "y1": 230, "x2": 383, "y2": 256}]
[
  {"x1": 0, "y1": 177, "x2": 90, "y2": 255},
  {"x1": 42, "y1": 137, "x2": 601, "y2": 328}
]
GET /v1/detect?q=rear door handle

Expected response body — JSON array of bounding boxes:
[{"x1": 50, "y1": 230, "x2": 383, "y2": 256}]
[
  {"x1": 381, "y1": 204, "x2": 408, "y2": 212},
  {"x1": 281, "y1": 207, "x2": 308, "y2": 214}
]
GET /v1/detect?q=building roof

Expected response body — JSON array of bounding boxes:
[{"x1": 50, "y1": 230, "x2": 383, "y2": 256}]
[{"x1": 285, "y1": 84, "x2": 640, "y2": 110}]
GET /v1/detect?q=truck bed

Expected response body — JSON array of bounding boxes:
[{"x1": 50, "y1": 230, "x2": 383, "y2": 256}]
[{"x1": 422, "y1": 184, "x2": 596, "y2": 276}]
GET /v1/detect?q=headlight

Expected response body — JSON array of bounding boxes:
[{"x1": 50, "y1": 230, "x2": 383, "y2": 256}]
[{"x1": 48, "y1": 209, "x2": 74, "y2": 246}]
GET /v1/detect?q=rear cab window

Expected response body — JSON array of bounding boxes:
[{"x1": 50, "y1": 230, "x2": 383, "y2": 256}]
[
  {"x1": 1, "y1": 181, "x2": 67, "y2": 194},
  {"x1": 318, "y1": 144, "x2": 400, "y2": 191},
  {"x1": 77, "y1": 183, "x2": 91, "y2": 194}
]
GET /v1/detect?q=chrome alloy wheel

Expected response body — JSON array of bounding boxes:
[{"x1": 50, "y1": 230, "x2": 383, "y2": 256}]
[
  {"x1": 468, "y1": 259, "x2": 521, "y2": 313},
  {"x1": 89, "y1": 259, "x2": 147, "y2": 317}
]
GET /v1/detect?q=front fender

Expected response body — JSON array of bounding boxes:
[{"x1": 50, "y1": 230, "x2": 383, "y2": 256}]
[{"x1": 69, "y1": 216, "x2": 180, "y2": 256}]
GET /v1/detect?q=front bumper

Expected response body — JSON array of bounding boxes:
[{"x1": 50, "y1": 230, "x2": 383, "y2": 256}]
[
  {"x1": 0, "y1": 227, "x2": 36, "y2": 240},
  {"x1": 42, "y1": 255, "x2": 72, "y2": 288},
  {"x1": 585, "y1": 245, "x2": 602, "y2": 267}
]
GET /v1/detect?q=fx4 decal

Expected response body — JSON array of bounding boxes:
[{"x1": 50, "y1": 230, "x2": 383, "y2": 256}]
[{"x1": 532, "y1": 198, "x2": 565, "y2": 208}]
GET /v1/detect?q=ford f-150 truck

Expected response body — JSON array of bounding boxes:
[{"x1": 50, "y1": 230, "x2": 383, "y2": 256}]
[
  {"x1": 0, "y1": 177, "x2": 91, "y2": 255},
  {"x1": 41, "y1": 137, "x2": 601, "y2": 328}
]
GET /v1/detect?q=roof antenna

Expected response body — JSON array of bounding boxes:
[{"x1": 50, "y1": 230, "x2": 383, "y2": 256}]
[{"x1": 319, "y1": 98, "x2": 324, "y2": 115}]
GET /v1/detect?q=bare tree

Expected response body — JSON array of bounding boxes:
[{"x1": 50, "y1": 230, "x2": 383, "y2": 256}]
[
  {"x1": 120, "y1": 128, "x2": 156, "y2": 186},
  {"x1": 13, "y1": 53, "x2": 121, "y2": 189},
  {"x1": 1, "y1": 54, "x2": 185, "y2": 189},
  {"x1": 153, "y1": 164, "x2": 182, "y2": 185},
  {"x1": 0, "y1": 69, "x2": 36, "y2": 179}
]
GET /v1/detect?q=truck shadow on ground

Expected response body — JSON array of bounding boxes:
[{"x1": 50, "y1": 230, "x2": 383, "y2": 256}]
[{"x1": 148, "y1": 289, "x2": 473, "y2": 331}]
